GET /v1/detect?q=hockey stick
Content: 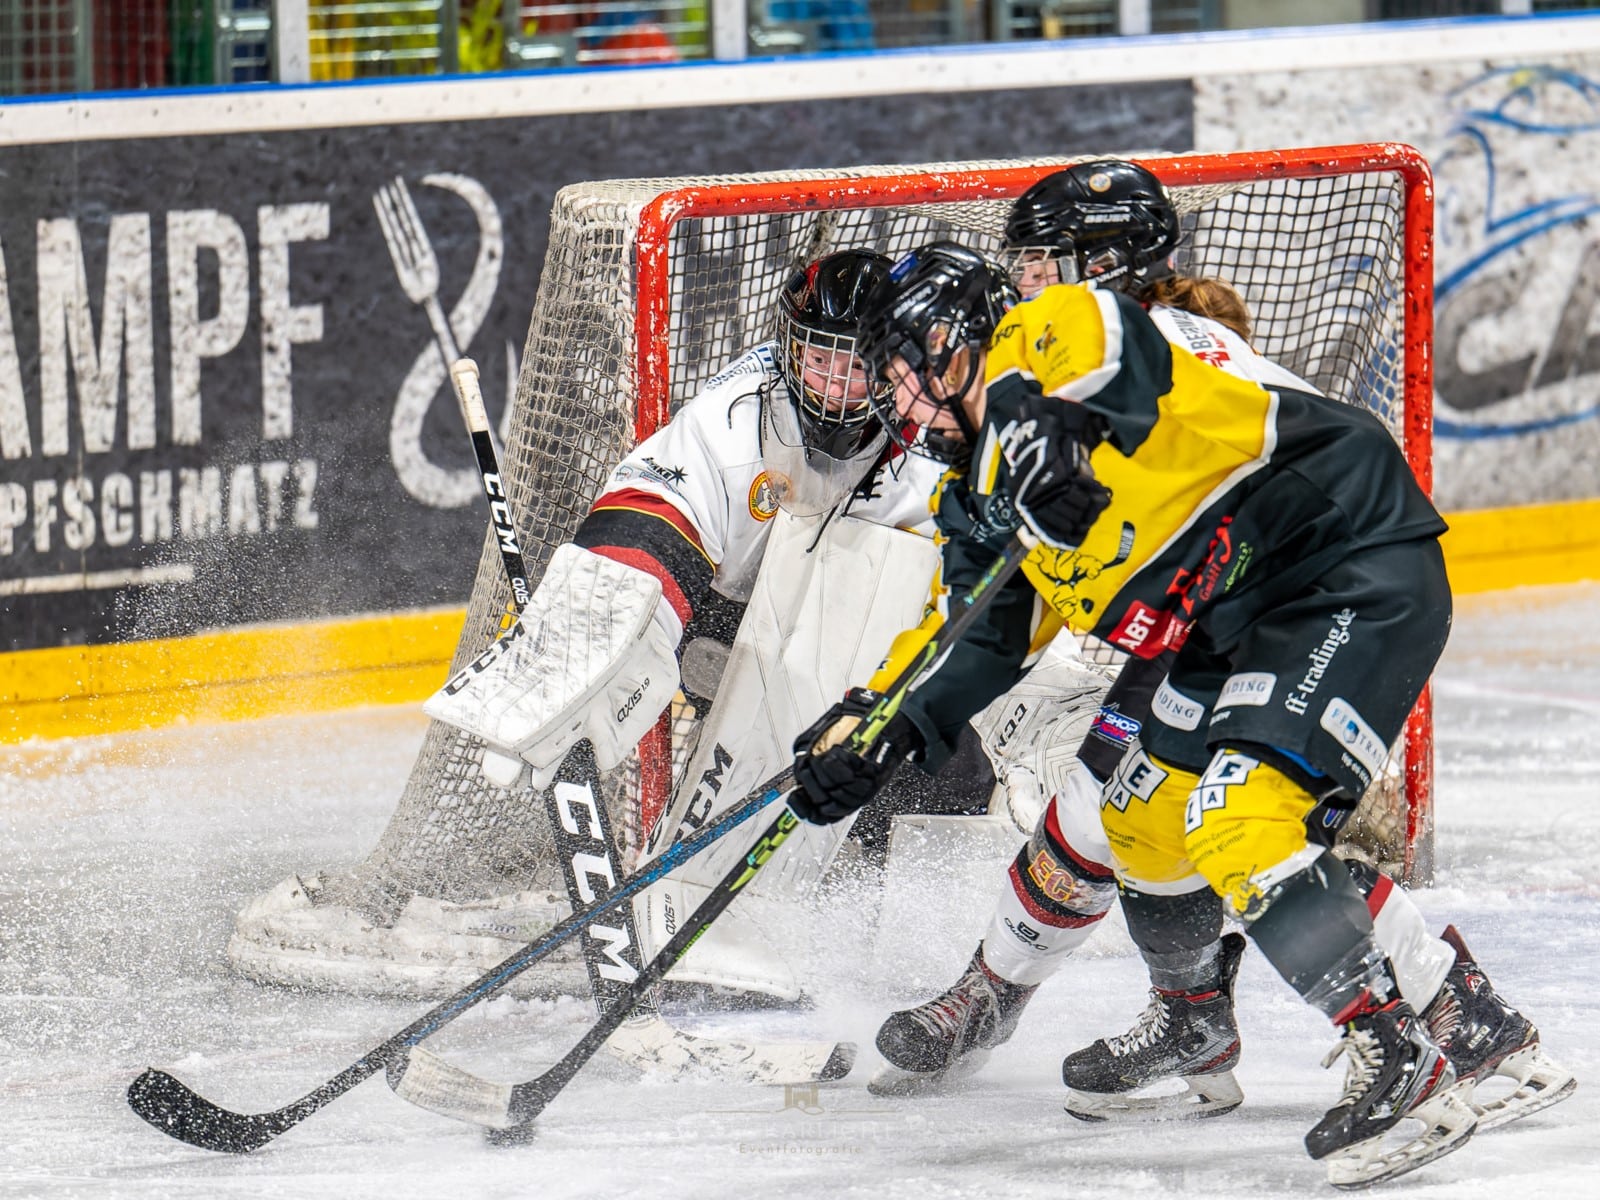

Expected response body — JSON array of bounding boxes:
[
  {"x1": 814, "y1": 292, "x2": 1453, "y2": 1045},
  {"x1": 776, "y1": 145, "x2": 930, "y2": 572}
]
[
  {"x1": 449, "y1": 356, "x2": 855, "y2": 1084},
  {"x1": 390, "y1": 533, "x2": 1033, "y2": 1138},
  {"x1": 125, "y1": 780, "x2": 788, "y2": 1153}
]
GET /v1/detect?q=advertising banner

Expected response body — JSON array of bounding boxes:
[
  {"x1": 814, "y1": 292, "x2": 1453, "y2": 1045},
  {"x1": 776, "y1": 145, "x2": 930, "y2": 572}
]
[{"x1": 0, "y1": 81, "x2": 1191, "y2": 653}]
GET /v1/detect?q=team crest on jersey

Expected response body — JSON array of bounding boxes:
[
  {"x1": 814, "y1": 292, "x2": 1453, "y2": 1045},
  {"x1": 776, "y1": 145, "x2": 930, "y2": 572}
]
[{"x1": 748, "y1": 472, "x2": 779, "y2": 522}]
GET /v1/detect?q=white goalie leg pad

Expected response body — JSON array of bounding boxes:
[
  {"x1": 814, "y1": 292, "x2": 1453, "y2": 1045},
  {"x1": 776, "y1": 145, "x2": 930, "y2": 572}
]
[
  {"x1": 971, "y1": 635, "x2": 1111, "y2": 835},
  {"x1": 637, "y1": 511, "x2": 941, "y2": 1002},
  {"x1": 1366, "y1": 872, "x2": 1455, "y2": 1011},
  {"x1": 423, "y1": 543, "x2": 680, "y2": 788}
]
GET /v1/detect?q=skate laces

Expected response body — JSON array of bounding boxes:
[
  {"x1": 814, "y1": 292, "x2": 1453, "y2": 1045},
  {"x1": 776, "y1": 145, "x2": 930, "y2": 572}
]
[
  {"x1": 908, "y1": 968, "x2": 993, "y2": 1043},
  {"x1": 1107, "y1": 990, "x2": 1172, "y2": 1056},
  {"x1": 1424, "y1": 985, "x2": 1464, "y2": 1049},
  {"x1": 1323, "y1": 1025, "x2": 1384, "y2": 1106}
]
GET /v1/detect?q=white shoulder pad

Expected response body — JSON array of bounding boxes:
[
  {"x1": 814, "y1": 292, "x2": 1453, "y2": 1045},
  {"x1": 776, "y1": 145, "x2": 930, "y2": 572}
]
[{"x1": 424, "y1": 543, "x2": 680, "y2": 786}]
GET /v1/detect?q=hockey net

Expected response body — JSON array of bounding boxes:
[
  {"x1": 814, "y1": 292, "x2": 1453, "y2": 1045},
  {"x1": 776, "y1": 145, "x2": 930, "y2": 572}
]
[{"x1": 229, "y1": 145, "x2": 1436, "y2": 998}]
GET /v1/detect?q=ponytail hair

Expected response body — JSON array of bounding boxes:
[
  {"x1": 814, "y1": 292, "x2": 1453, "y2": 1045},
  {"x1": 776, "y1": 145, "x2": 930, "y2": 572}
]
[{"x1": 1137, "y1": 276, "x2": 1253, "y2": 343}]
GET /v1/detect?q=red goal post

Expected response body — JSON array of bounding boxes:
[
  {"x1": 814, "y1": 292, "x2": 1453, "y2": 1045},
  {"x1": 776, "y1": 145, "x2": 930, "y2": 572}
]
[{"x1": 629, "y1": 143, "x2": 1437, "y2": 883}]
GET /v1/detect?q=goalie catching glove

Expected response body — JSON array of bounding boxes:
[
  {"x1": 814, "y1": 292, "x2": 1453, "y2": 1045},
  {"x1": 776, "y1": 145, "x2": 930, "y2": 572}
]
[
  {"x1": 790, "y1": 688, "x2": 925, "y2": 824},
  {"x1": 985, "y1": 392, "x2": 1112, "y2": 550}
]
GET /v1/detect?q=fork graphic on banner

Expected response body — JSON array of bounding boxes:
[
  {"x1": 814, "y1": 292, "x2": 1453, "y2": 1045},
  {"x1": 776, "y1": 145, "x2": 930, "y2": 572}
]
[{"x1": 374, "y1": 177, "x2": 512, "y2": 480}]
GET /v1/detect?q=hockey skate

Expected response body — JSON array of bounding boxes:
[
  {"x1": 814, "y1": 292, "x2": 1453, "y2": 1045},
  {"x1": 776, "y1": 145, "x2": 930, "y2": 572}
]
[
  {"x1": 1306, "y1": 997, "x2": 1477, "y2": 1189},
  {"x1": 868, "y1": 949, "x2": 1037, "y2": 1097},
  {"x1": 1425, "y1": 924, "x2": 1576, "y2": 1131},
  {"x1": 1061, "y1": 932, "x2": 1245, "y2": 1122}
]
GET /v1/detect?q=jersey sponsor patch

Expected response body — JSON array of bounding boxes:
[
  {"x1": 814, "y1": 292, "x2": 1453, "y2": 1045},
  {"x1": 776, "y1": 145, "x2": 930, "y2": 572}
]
[
  {"x1": 748, "y1": 472, "x2": 779, "y2": 522},
  {"x1": 1153, "y1": 678, "x2": 1205, "y2": 731},
  {"x1": 1185, "y1": 750, "x2": 1259, "y2": 834},
  {"x1": 1217, "y1": 672, "x2": 1276, "y2": 708},
  {"x1": 1090, "y1": 706, "x2": 1141, "y2": 746},
  {"x1": 1320, "y1": 697, "x2": 1387, "y2": 781},
  {"x1": 1102, "y1": 747, "x2": 1167, "y2": 812},
  {"x1": 1107, "y1": 599, "x2": 1189, "y2": 657}
]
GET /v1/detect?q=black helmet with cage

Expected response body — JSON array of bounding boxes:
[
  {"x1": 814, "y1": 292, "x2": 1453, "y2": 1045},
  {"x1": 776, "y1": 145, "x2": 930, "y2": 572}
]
[
  {"x1": 1002, "y1": 159, "x2": 1182, "y2": 295},
  {"x1": 855, "y1": 240, "x2": 1020, "y2": 463},
  {"x1": 762, "y1": 249, "x2": 895, "y2": 516},
  {"x1": 774, "y1": 248, "x2": 894, "y2": 461}
]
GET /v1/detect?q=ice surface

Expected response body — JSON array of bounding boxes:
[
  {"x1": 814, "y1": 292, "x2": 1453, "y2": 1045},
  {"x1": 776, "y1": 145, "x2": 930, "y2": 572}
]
[{"x1": 3, "y1": 585, "x2": 1597, "y2": 1199}]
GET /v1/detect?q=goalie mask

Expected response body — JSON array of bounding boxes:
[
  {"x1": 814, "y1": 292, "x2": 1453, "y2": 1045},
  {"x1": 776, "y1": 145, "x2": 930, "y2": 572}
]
[
  {"x1": 1002, "y1": 160, "x2": 1182, "y2": 298},
  {"x1": 856, "y1": 241, "x2": 1019, "y2": 464},
  {"x1": 762, "y1": 249, "x2": 893, "y2": 515}
]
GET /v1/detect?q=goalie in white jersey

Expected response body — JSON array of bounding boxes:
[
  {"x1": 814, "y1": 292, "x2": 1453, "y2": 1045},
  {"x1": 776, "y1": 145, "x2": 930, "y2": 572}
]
[
  {"x1": 861, "y1": 162, "x2": 1573, "y2": 1144},
  {"x1": 426, "y1": 248, "x2": 1110, "y2": 1007}
]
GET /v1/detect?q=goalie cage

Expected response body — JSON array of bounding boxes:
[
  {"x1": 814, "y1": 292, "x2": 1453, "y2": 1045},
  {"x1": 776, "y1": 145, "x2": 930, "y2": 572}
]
[{"x1": 228, "y1": 144, "x2": 1437, "y2": 999}]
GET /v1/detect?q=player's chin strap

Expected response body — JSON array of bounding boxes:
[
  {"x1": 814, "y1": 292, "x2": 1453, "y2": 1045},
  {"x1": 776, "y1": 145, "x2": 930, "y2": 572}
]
[{"x1": 388, "y1": 532, "x2": 1036, "y2": 1139}]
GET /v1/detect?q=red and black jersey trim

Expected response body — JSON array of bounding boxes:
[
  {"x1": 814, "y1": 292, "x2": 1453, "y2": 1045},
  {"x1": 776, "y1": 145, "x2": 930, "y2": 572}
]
[{"x1": 574, "y1": 490, "x2": 715, "y2": 626}]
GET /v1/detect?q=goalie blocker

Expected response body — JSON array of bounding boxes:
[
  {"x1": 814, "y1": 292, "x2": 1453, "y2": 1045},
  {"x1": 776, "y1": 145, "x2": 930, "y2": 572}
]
[{"x1": 424, "y1": 543, "x2": 682, "y2": 791}]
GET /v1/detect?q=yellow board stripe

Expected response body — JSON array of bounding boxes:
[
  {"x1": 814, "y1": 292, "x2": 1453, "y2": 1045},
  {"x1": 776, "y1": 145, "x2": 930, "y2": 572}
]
[
  {"x1": 2, "y1": 607, "x2": 465, "y2": 743},
  {"x1": 3, "y1": 498, "x2": 1599, "y2": 745},
  {"x1": 1440, "y1": 497, "x2": 1600, "y2": 596}
]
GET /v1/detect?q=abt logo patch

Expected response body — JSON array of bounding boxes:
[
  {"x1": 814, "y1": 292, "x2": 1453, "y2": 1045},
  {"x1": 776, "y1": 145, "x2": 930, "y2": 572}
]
[
  {"x1": 1103, "y1": 747, "x2": 1168, "y2": 813},
  {"x1": 1108, "y1": 600, "x2": 1189, "y2": 658},
  {"x1": 1185, "y1": 751, "x2": 1260, "y2": 834}
]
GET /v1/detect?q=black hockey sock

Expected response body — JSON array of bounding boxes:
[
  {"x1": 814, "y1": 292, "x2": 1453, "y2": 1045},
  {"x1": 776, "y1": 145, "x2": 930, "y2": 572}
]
[{"x1": 1243, "y1": 850, "x2": 1391, "y2": 1020}]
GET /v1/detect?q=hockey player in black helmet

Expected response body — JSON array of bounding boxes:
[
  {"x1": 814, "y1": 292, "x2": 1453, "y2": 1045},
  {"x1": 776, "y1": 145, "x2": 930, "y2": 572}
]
[
  {"x1": 798, "y1": 230, "x2": 1495, "y2": 1186},
  {"x1": 987, "y1": 161, "x2": 1574, "y2": 1143},
  {"x1": 855, "y1": 240, "x2": 1021, "y2": 466},
  {"x1": 1001, "y1": 158, "x2": 1182, "y2": 296}
]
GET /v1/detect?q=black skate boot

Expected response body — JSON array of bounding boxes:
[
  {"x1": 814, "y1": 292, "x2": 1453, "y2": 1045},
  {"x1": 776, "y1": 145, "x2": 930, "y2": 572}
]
[
  {"x1": 1060, "y1": 931, "x2": 1245, "y2": 1122},
  {"x1": 1306, "y1": 995, "x2": 1477, "y2": 1189},
  {"x1": 1424, "y1": 924, "x2": 1576, "y2": 1130},
  {"x1": 868, "y1": 948, "x2": 1037, "y2": 1097}
]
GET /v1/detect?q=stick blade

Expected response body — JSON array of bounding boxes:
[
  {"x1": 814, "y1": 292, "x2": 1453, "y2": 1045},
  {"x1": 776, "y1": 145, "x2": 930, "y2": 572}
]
[
  {"x1": 388, "y1": 1048, "x2": 518, "y2": 1130},
  {"x1": 127, "y1": 1068, "x2": 287, "y2": 1153}
]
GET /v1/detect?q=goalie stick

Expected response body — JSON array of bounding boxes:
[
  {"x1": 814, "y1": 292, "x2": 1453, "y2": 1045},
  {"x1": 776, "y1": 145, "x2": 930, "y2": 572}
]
[
  {"x1": 125, "y1": 778, "x2": 789, "y2": 1153},
  {"x1": 449, "y1": 355, "x2": 857, "y2": 1085},
  {"x1": 389, "y1": 533, "x2": 1034, "y2": 1139}
]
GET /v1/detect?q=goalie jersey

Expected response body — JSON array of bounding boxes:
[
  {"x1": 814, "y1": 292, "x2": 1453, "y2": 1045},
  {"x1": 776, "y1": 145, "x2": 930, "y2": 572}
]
[
  {"x1": 573, "y1": 343, "x2": 944, "y2": 631},
  {"x1": 873, "y1": 282, "x2": 1447, "y2": 760}
]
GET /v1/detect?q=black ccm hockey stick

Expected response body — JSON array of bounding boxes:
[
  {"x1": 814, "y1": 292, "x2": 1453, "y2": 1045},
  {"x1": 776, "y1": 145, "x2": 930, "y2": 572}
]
[
  {"x1": 446, "y1": 356, "x2": 854, "y2": 1085},
  {"x1": 389, "y1": 532, "x2": 1035, "y2": 1139},
  {"x1": 125, "y1": 766, "x2": 792, "y2": 1152}
]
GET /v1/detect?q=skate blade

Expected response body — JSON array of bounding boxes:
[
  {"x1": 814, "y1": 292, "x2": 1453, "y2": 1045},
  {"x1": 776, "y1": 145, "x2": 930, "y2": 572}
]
[
  {"x1": 867, "y1": 1050, "x2": 990, "y2": 1098},
  {"x1": 1472, "y1": 1045, "x2": 1578, "y2": 1132},
  {"x1": 1064, "y1": 1072, "x2": 1244, "y2": 1123},
  {"x1": 1324, "y1": 1083, "x2": 1477, "y2": 1190}
]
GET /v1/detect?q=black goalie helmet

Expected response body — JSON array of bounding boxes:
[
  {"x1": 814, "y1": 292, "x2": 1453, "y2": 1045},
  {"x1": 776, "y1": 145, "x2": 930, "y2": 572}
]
[
  {"x1": 774, "y1": 249, "x2": 895, "y2": 460},
  {"x1": 1002, "y1": 160, "x2": 1182, "y2": 297},
  {"x1": 762, "y1": 249, "x2": 894, "y2": 515},
  {"x1": 855, "y1": 241, "x2": 1020, "y2": 463}
]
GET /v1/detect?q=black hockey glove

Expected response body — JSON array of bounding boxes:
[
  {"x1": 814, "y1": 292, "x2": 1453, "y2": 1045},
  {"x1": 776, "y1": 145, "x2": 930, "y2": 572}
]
[
  {"x1": 987, "y1": 393, "x2": 1112, "y2": 550},
  {"x1": 790, "y1": 688, "x2": 924, "y2": 825}
]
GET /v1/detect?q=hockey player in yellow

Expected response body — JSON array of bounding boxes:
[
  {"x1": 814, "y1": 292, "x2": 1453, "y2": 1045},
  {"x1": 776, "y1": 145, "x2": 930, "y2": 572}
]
[{"x1": 788, "y1": 239, "x2": 1479, "y2": 1188}]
